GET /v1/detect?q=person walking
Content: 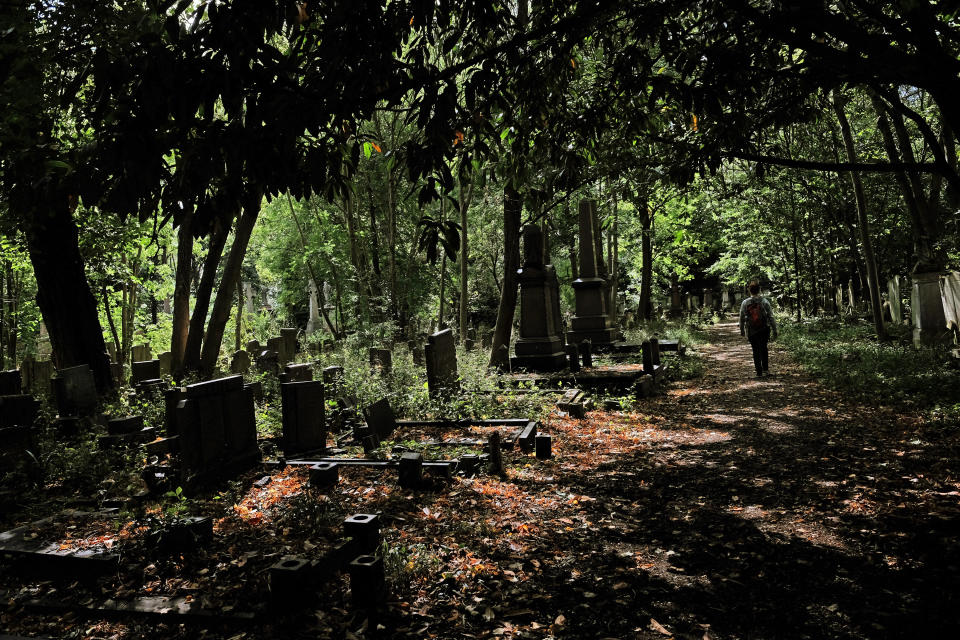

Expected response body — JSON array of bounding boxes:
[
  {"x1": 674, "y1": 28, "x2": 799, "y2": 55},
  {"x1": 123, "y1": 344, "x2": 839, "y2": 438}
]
[{"x1": 739, "y1": 281, "x2": 778, "y2": 377}]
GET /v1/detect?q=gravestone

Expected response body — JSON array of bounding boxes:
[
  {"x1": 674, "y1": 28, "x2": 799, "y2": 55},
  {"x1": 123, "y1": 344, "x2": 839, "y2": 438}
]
[
  {"x1": 0, "y1": 394, "x2": 39, "y2": 428},
  {"x1": 368, "y1": 348, "x2": 393, "y2": 376},
  {"x1": 280, "y1": 380, "x2": 326, "y2": 456},
  {"x1": 362, "y1": 398, "x2": 397, "y2": 442},
  {"x1": 131, "y1": 344, "x2": 152, "y2": 363},
  {"x1": 566, "y1": 200, "x2": 619, "y2": 347},
  {"x1": 704, "y1": 289, "x2": 714, "y2": 310},
  {"x1": 941, "y1": 271, "x2": 960, "y2": 337},
  {"x1": 131, "y1": 360, "x2": 161, "y2": 386},
  {"x1": 267, "y1": 337, "x2": 285, "y2": 362},
  {"x1": 912, "y1": 272, "x2": 950, "y2": 346},
  {"x1": 0, "y1": 370, "x2": 22, "y2": 395},
  {"x1": 256, "y1": 350, "x2": 280, "y2": 375},
  {"x1": 481, "y1": 330, "x2": 494, "y2": 350},
  {"x1": 721, "y1": 288, "x2": 730, "y2": 311},
  {"x1": 887, "y1": 277, "x2": 903, "y2": 324},
  {"x1": 322, "y1": 365, "x2": 344, "y2": 391},
  {"x1": 425, "y1": 329, "x2": 459, "y2": 397},
  {"x1": 511, "y1": 225, "x2": 568, "y2": 371},
  {"x1": 280, "y1": 363, "x2": 313, "y2": 384},
  {"x1": 21, "y1": 357, "x2": 54, "y2": 396},
  {"x1": 669, "y1": 274, "x2": 683, "y2": 317},
  {"x1": 158, "y1": 352, "x2": 172, "y2": 377},
  {"x1": 280, "y1": 328, "x2": 299, "y2": 364},
  {"x1": 52, "y1": 365, "x2": 98, "y2": 417},
  {"x1": 230, "y1": 350, "x2": 251, "y2": 375},
  {"x1": 175, "y1": 375, "x2": 259, "y2": 484},
  {"x1": 246, "y1": 339, "x2": 262, "y2": 355},
  {"x1": 306, "y1": 281, "x2": 322, "y2": 335},
  {"x1": 106, "y1": 342, "x2": 117, "y2": 363},
  {"x1": 164, "y1": 388, "x2": 186, "y2": 437}
]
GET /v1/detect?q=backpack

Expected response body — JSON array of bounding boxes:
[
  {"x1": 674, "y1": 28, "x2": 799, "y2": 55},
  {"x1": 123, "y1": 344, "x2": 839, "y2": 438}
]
[{"x1": 746, "y1": 299, "x2": 767, "y2": 329}]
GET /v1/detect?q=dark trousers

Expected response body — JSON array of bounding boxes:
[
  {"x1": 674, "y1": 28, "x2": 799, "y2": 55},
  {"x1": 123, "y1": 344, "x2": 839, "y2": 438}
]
[{"x1": 748, "y1": 327, "x2": 770, "y2": 374}]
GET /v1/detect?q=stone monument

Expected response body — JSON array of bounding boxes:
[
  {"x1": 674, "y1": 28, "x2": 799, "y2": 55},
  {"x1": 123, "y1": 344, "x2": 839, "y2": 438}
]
[
  {"x1": 511, "y1": 225, "x2": 567, "y2": 371},
  {"x1": 912, "y1": 272, "x2": 950, "y2": 345},
  {"x1": 566, "y1": 199, "x2": 618, "y2": 347}
]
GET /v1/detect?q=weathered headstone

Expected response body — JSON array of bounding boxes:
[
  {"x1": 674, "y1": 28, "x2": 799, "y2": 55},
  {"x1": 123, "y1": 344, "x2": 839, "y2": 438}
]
[
  {"x1": 175, "y1": 375, "x2": 259, "y2": 484},
  {"x1": 306, "y1": 281, "x2": 322, "y2": 335},
  {"x1": 368, "y1": 348, "x2": 393, "y2": 376},
  {"x1": 280, "y1": 363, "x2": 313, "y2": 384},
  {"x1": 21, "y1": 357, "x2": 54, "y2": 396},
  {"x1": 721, "y1": 288, "x2": 731, "y2": 311},
  {"x1": 481, "y1": 330, "x2": 494, "y2": 350},
  {"x1": 0, "y1": 370, "x2": 22, "y2": 395},
  {"x1": 566, "y1": 200, "x2": 618, "y2": 347},
  {"x1": 669, "y1": 274, "x2": 683, "y2": 317},
  {"x1": 131, "y1": 344, "x2": 152, "y2": 363},
  {"x1": 512, "y1": 225, "x2": 568, "y2": 371},
  {"x1": 322, "y1": 365, "x2": 344, "y2": 391},
  {"x1": 246, "y1": 339, "x2": 262, "y2": 355},
  {"x1": 280, "y1": 328, "x2": 299, "y2": 364},
  {"x1": 912, "y1": 272, "x2": 950, "y2": 345},
  {"x1": 158, "y1": 351, "x2": 172, "y2": 377},
  {"x1": 280, "y1": 380, "x2": 326, "y2": 456},
  {"x1": 230, "y1": 350, "x2": 251, "y2": 375},
  {"x1": 704, "y1": 289, "x2": 714, "y2": 310},
  {"x1": 52, "y1": 365, "x2": 98, "y2": 417},
  {"x1": 425, "y1": 329, "x2": 459, "y2": 397},
  {"x1": 887, "y1": 277, "x2": 902, "y2": 324},
  {"x1": 256, "y1": 350, "x2": 280, "y2": 376},
  {"x1": 940, "y1": 271, "x2": 960, "y2": 336},
  {"x1": 362, "y1": 398, "x2": 397, "y2": 442},
  {"x1": 131, "y1": 360, "x2": 161, "y2": 386}
]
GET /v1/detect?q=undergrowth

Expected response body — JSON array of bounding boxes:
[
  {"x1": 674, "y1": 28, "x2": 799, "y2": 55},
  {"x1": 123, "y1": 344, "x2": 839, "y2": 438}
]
[{"x1": 779, "y1": 317, "x2": 960, "y2": 421}]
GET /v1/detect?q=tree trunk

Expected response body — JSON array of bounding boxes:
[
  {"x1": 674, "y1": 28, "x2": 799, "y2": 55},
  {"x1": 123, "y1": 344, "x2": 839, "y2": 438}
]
[
  {"x1": 833, "y1": 96, "x2": 887, "y2": 340},
  {"x1": 24, "y1": 197, "x2": 113, "y2": 392},
  {"x1": 288, "y1": 194, "x2": 340, "y2": 338},
  {"x1": 180, "y1": 219, "x2": 229, "y2": 377},
  {"x1": 199, "y1": 190, "x2": 263, "y2": 377},
  {"x1": 638, "y1": 201, "x2": 653, "y2": 321},
  {"x1": 458, "y1": 174, "x2": 475, "y2": 343},
  {"x1": 489, "y1": 186, "x2": 522, "y2": 370},
  {"x1": 438, "y1": 253, "x2": 447, "y2": 330},
  {"x1": 170, "y1": 207, "x2": 194, "y2": 375},
  {"x1": 235, "y1": 279, "x2": 243, "y2": 353}
]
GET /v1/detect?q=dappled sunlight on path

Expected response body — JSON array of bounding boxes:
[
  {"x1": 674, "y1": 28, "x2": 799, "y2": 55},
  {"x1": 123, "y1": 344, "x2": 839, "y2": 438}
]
[{"x1": 542, "y1": 320, "x2": 960, "y2": 639}]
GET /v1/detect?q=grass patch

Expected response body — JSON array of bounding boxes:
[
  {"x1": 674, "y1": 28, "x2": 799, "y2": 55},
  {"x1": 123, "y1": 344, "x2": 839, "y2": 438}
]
[{"x1": 779, "y1": 317, "x2": 960, "y2": 420}]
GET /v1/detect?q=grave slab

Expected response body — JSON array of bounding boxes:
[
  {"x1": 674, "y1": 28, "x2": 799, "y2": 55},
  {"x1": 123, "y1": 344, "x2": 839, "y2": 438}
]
[{"x1": 280, "y1": 380, "x2": 326, "y2": 456}]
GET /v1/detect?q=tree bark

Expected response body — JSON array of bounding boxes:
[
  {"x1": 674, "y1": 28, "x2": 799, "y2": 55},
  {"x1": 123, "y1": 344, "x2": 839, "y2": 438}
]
[
  {"x1": 24, "y1": 196, "x2": 113, "y2": 392},
  {"x1": 489, "y1": 186, "x2": 522, "y2": 370},
  {"x1": 170, "y1": 207, "x2": 194, "y2": 376},
  {"x1": 833, "y1": 96, "x2": 887, "y2": 340},
  {"x1": 458, "y1": 173, "x2": 475, "y2": 343},
  {"x1": 199, "y1": 190, "x2": 263, "y2": 377},
  {"x1": 180, "y1": 219, "x2": 229, "y2": 377},
  {"x1": 638, "y1": 201, "x2": 653, "y2": 321}
]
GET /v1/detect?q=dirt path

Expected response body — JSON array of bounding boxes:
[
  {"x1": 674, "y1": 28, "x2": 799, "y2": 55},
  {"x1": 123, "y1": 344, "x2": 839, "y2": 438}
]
[{"x1": 545, "y1": 321, "x2": 960, "y2": 639}]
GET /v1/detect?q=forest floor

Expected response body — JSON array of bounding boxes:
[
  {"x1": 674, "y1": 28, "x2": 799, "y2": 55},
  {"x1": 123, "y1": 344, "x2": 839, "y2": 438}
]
[{"x1": 3, "y1": 320, "x2": 960, "y2": 639}]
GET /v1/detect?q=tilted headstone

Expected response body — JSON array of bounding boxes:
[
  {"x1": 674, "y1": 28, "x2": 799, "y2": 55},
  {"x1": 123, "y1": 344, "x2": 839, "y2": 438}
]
[
  {"x1": 131, "y1": 359, "x2": 161, "y2": 386},
  {"x1": 52, "y1": 364, "x2": 98, "y2": 417},
  {"x1": 940, "y1": 272, "x2": 960, "y2": 336},
  {"x1": 912, "y1": 272, "x2": 950, "y2": 346},
  {"x1": 322, "y1": 365, "x2": 344, "y2": 391},
  {"x1": 0, "y1": 394, "x2": 40, "y2": 428},
  {"x1": 176, "y1": 375, "x2": 259, "y2": 483},
  {"x1": 368, "y1": 348, "x2": 393, "y2": 376},
  {"x1": 230, "y1": 350, "x2": 251, "y2": 374},
  {"x1": 566, "y1": 200, "x2": 618, "y2": 347},
  {"x1": 887, "y1": 277, "x2": 902, "y2": 324},
  {"x1": 280, "y1": 363, "x2": 313, "y2": 384},
  {"x1": 0, "y1": 370, "x2": 22, "y2": 395},
  {"x1": 424, "y1": 329, "x2": 459, "y2": 397},
  {"x1": 362, "y1": 398, "x2": 397, "y2": 442},
  {"x1": 280, "y1": 380, "x2": 326, "y2": 455},
  {"x1": 512, "y1": 225, "x2": 568, "y2": 371},
  {"x1": 131, "y1": 344, "x2": 152, "y2": 363},
  {"x1": 158, "y1": 351, "x2": 173, "y2": 377}
]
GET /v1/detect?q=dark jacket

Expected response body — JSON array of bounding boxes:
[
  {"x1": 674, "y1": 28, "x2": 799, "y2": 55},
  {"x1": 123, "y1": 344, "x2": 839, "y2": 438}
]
[{"x1": 739, "y1": 295, "x2": 778, "y2": 338}]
